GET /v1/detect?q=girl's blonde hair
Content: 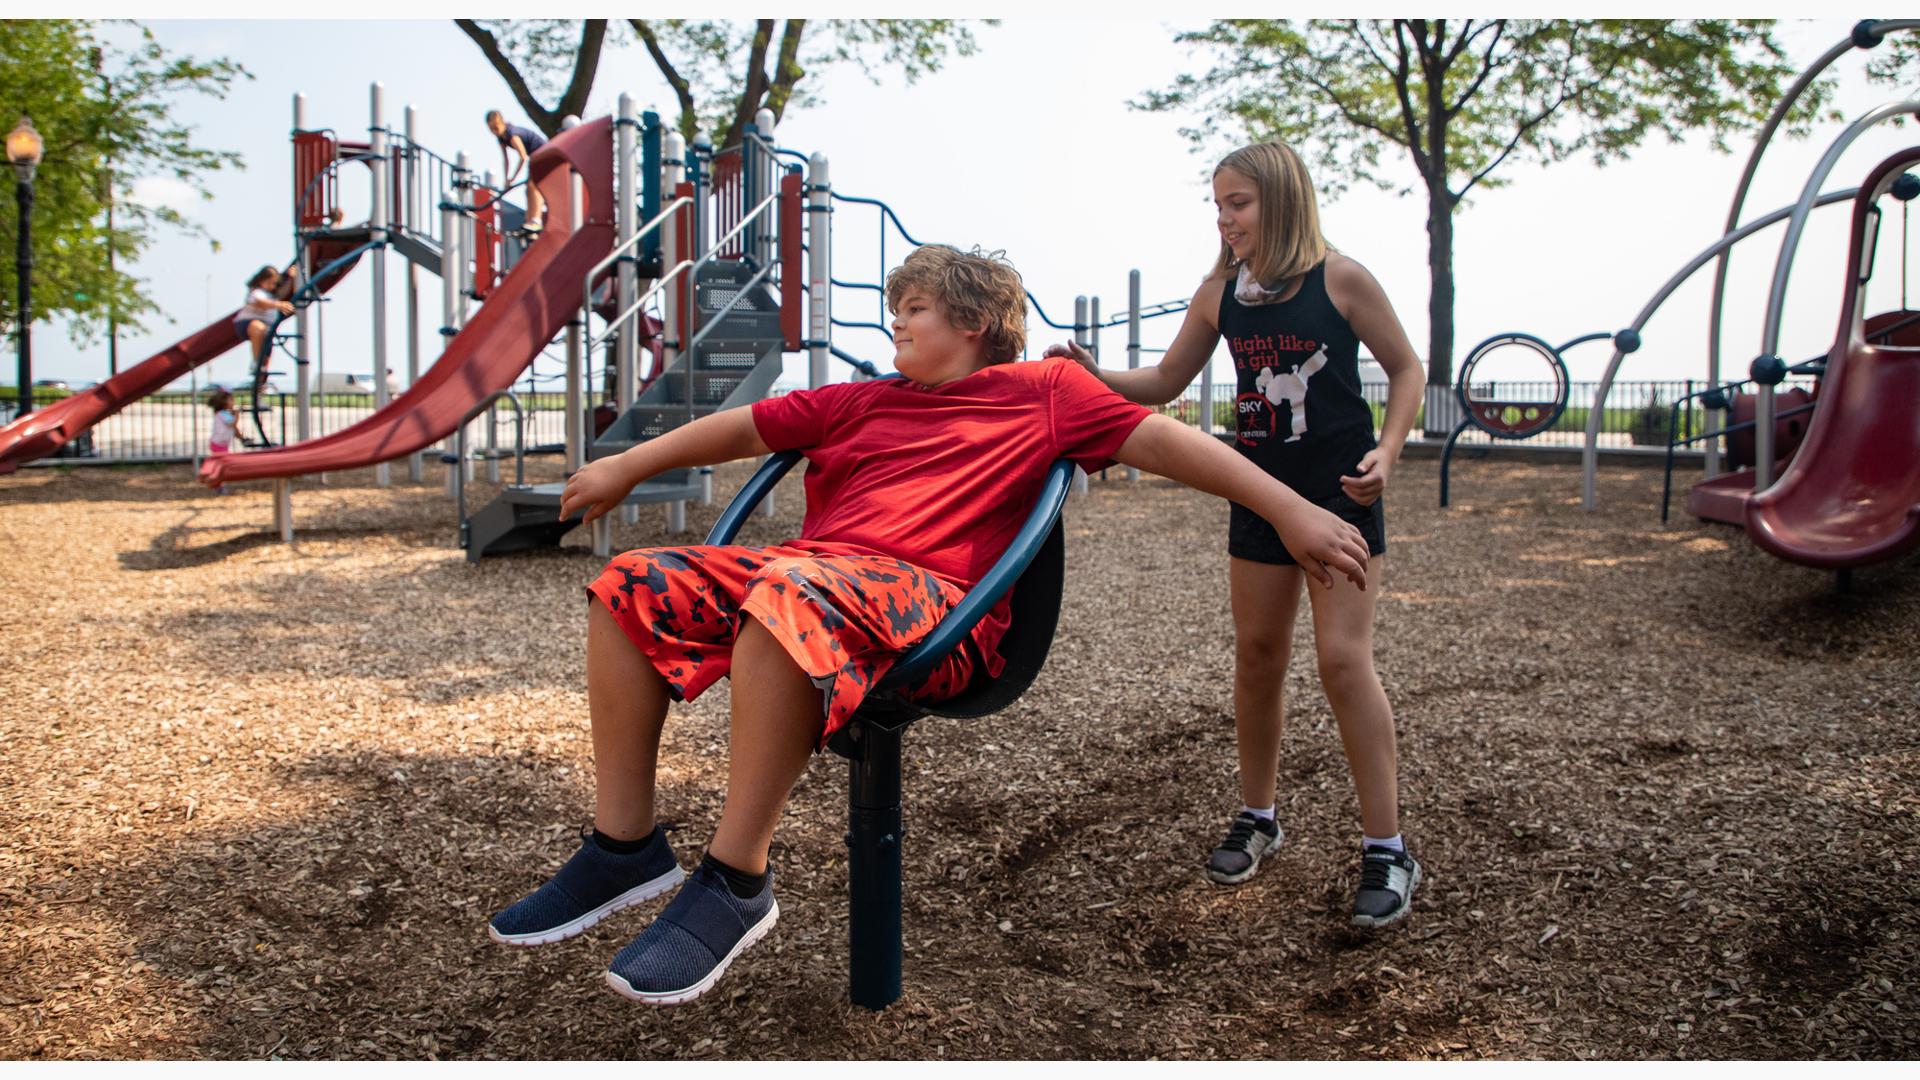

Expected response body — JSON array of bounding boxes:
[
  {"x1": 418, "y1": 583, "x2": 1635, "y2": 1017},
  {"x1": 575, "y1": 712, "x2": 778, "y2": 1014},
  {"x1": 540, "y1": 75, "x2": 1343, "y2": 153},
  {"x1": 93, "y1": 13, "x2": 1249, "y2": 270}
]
[
  {"x1": 1209, "y1": 141, "x2": 1328, "y2": 287},
  {"x1": 884, "y1": 244, "x2": 1027, "y2": 364}
]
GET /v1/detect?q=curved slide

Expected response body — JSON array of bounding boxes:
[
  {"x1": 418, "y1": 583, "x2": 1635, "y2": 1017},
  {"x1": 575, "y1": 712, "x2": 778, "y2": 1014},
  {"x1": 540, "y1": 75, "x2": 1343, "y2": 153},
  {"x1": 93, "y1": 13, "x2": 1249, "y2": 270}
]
[
  {"x1": 201, "y1": 117, "x2": 616, "y2": 487},
  {"x1": 1746, "y1": 148, "x2": 1920, "y2": 570},
  {"x1": 0, "y1": 236, "x2": 366, "y2": 474}
]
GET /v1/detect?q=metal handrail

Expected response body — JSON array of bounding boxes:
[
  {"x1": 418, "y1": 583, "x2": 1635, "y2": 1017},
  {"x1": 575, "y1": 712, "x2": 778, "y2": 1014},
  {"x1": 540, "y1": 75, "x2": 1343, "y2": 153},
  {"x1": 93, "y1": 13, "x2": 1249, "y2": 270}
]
[
  {"x1": 590, "y1": 259, "x2": 692, "y2": 354},
  {"x1": 595, "y1": 187, "x2": 785, "y2": 353},
  {"x1": 582, "y1": 195, "x2": 696, "y2": 342},
  {"x1": 453, "y1": 389, "x2": 527, "y2": 539}
]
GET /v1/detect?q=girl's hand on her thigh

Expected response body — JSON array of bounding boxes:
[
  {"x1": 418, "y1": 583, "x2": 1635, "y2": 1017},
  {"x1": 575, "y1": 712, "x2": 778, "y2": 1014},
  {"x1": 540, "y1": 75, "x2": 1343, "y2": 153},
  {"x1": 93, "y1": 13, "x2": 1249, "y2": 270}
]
[
  {"x1": 1041, "y1": 340, "x2": 1099, "y2": 375},
  {"x1": 1339, "y1": 448, "x2": 1392, "y2": 506},
  {"x1": 1281, "y1": 506, "x2": 1371, "y2": 591}
]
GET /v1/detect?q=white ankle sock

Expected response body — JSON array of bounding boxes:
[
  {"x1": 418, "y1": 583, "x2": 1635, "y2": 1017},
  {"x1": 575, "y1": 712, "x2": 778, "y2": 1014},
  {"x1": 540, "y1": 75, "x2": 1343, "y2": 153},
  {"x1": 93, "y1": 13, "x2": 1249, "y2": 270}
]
[
  {"x1": 1363, "y1": 833, "x2": 1404, "y2": 852},
  {"x1": 1241, "y1": 805, "x2": 1276, "y2": 822}
]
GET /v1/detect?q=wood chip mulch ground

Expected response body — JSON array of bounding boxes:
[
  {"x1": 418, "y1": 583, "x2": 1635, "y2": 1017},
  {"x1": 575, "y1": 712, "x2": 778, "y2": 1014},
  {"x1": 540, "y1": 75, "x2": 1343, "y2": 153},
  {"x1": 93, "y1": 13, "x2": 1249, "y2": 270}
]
[{"x1": 0, "y1": 454, "x2": 1914, "y2": 1060}]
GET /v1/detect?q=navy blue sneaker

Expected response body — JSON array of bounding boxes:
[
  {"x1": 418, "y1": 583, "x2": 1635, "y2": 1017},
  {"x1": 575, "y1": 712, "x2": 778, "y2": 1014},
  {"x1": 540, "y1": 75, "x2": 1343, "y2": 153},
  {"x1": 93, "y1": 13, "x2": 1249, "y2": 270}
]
[
  {"x1": 488, "y1": 828, "x2": 685, "y2": 946},
  {"x1": 604, "y1": 863, "x2": 779, "y2": 1005}
]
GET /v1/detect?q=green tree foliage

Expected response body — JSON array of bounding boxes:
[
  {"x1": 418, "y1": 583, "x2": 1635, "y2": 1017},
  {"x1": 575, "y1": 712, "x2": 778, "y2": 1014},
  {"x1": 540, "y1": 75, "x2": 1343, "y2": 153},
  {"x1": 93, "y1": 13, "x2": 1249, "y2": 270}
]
[
  {"x1": 1140, "y1": 20, "x2": 1818, "y2": 401},
  {"x1": 457, "y1": 19, "x2": 983, "y2": 146},
  {"x1": 0, "y1": 21, "x2": 245, "y2": 343}
]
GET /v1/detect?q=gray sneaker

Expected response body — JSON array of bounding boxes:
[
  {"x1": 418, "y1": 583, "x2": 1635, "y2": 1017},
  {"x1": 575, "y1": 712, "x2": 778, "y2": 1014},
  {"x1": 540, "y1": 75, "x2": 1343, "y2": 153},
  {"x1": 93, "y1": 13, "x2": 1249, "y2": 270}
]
[
  {"x1": 488, "y1": 828, "x2": 685, "y2": 946},
  {"x1": 1206, "y1": 811, "x2": 1284, "y2": 884},
  {"x1": 1351, "y1": 845, "x2": 1421, "y2": 928},
  {"x1": 605, "y1": 862, "x2": 779, "y2": 1005}
]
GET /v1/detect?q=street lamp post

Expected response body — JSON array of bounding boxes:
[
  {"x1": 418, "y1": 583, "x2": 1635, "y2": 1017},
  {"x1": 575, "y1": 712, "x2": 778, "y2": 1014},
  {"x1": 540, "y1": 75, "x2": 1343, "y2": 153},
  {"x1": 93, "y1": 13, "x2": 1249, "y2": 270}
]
[{"x1": 8, "y1": 117, "x2": 43, "y2": 419}]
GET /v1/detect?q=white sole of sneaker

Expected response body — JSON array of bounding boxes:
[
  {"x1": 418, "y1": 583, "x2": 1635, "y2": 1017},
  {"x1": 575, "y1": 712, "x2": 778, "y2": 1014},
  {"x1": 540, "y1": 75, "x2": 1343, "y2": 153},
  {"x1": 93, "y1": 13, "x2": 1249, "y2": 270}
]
[
  {"x1": 487, "y1": 864, "x2": 687, "y2": 946},
  {"x1": 1206, "y1": 828, "x2": 1284, "y2": 886},
  {"x1": 1350, "y1": 861, "x2": 1423, "y2": 929},
  {"x1": 603, "y1": 899, "x2": 781, "y2": 1006}
]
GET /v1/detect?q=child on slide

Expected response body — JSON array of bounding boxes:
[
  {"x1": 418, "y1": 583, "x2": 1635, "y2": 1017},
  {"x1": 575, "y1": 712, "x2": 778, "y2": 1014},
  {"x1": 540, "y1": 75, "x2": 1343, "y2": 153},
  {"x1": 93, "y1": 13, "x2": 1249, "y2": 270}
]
[
  {"x1": 487, "y1": 245, "x2": 1373, "y2": 1005},
  {"x1": 485, "y1": 110, "x2": 547, "y2": 235},
  {"x1": 1050, "y1": 140, "x2": 1427, "y2": 928}
]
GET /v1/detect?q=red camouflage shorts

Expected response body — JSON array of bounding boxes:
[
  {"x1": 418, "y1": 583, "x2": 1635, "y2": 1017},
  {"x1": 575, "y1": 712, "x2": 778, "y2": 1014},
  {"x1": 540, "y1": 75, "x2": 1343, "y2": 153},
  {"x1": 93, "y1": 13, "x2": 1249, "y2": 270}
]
[{"x1": 586, "y1": 544, "x2": 990, "y2": 746}]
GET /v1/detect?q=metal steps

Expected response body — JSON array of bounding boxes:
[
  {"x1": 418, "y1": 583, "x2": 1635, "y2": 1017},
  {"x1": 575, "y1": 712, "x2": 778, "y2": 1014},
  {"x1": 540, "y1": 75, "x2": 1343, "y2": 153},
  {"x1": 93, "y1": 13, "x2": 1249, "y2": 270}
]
[
  {"x1": 462, "y1": 257, "x2": 786, "y2": 560},
  {"x1": 462, "y1": 477, "x2": 704, "y2": 562}
]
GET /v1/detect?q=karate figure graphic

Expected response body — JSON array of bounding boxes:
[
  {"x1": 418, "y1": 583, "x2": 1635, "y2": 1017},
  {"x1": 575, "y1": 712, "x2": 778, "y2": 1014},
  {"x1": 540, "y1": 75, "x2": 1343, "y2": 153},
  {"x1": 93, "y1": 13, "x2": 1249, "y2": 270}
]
[{"x1": 1254, "y1": 346, "x2": 1329, "y2": 442}]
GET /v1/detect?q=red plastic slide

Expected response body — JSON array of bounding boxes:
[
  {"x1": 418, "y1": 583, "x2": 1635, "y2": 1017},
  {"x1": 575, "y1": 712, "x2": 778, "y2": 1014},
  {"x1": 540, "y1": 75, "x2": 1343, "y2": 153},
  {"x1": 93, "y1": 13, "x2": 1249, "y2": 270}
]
[
  {"x1": 1745, "y1": 147, "x2": 1920, "y2": 570},
  {"x1": 201, "y1": 117, "x2": 616, "y2": 487},
  {"x1": 0, "y1": 237, "x2": 365, "y2": 474}
]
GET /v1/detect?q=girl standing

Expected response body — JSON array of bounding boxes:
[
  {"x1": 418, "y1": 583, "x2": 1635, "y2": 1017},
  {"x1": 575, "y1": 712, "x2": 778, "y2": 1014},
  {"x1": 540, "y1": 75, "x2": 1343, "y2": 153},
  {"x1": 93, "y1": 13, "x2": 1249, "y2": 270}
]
[
  {"x1": 1050, "y1": 141, "x2": 1425, "y2": 927},
  {"x1": 206, "y1": 388, "x2": 238, "y2": 494}
]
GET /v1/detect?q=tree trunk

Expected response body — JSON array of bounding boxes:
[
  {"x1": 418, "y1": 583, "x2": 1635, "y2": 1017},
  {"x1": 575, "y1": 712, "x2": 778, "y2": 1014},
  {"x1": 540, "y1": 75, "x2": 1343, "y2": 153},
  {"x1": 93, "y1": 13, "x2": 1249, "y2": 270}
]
[{"x1": 1424, "y1": 180, "x2": 1454, "y2": 391}]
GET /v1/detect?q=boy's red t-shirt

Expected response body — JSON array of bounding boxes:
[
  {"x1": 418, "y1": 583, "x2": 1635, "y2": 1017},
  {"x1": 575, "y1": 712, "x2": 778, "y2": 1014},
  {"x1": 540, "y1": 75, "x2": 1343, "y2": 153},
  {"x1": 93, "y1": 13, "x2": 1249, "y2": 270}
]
[{"x1": 750, "y1": 357, "x2": 1150, "y2": 671}]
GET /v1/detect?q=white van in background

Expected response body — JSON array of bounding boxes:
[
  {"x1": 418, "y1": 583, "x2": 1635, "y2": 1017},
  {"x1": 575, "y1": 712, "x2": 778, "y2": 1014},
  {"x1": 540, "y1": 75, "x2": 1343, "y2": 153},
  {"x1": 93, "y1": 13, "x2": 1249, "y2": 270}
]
[{"x1": 317, "y1": 371, "x2": 403, "y2": 395}]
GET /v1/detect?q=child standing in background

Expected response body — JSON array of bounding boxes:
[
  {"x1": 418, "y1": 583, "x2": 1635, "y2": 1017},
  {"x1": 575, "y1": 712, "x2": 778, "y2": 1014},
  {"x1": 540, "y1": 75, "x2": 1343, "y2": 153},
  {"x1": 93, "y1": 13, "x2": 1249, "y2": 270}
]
[
  {"x1": 1051, "y1": 140, "x2": 1426, "y2": 928},
  {"x1": 206, "y1": 388, "x2": 237, "y2": 494}
]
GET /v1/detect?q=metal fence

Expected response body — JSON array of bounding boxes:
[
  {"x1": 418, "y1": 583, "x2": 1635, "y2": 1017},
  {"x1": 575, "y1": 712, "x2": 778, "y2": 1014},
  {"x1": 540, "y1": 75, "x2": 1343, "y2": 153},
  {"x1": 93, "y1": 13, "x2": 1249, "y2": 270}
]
[
  {"x1": 1156, "y1": 377, "x2": 1821, "y2": 450},
  {"x1": 13, "y1": 372, "x2": 1824, "y2": 469},
  {"x1": 6, "y1": 387, "x2": 579, "y2": 467}
]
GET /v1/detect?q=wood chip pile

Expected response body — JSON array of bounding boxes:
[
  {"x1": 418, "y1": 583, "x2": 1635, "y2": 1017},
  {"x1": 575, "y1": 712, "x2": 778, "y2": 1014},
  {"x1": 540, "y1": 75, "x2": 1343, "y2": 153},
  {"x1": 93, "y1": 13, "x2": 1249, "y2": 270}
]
[{"x1": 0, "y1": 455, "x2": 1914, "y2": 1059}]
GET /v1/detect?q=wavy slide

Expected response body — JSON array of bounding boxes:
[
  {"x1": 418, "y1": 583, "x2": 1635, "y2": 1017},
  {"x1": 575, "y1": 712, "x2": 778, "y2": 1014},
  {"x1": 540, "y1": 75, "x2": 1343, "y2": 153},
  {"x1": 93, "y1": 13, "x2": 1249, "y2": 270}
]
[
  {"x1": 0, "y1": 236, "x2": 366, "y2": 474},
  {"x1": 201, "y1": 117, "x2": 616, "y2": 487}
]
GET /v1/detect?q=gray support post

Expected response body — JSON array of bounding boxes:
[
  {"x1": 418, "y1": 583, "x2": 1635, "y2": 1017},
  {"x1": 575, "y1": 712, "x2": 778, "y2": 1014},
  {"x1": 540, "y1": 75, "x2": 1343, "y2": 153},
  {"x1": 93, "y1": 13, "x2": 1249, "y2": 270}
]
[
  {"x1": 405, "y1": 104, "x2": 422, "y2": 481},
  {"x1": 660, "y1": 132, "x2": 685, "y2": 380},
  {"x1": 1089, "y1": 296, "x2": 1101, "y2": 362},
  {"x1": 755, "y1": 107, "x2": 777, "y2": 267},
  {"x1": 1755, "y1": 379, "x2": 1776, "y2": 491},
  {"x1": 293, "y1": 93, "x2": 312, "y2": 445},
  {"x1": 616, "y1": 98, "x2": 641, "y2": 526},
  {"x1": 441, "y1": 188, "x2": 463, "y2": 495},
  {"x1": 808, "y1": 153, "x2": 830, "y2": 389},
  {"x1": 273, "y1": 479, "x2": 293, "y2": 543},
  {"x1": 1200, "y1": 354, "x2": 1215, "y2": 437},
  {"x1": 369, "y1": 83, "x2": 391, "y2": 487},
  {"x1": 456, "y1": 151, "x2": 473, "y2": 326},
  {"x1": 1072, "y1": 296, "x2": 1090, "y2": 495},
  {"x1": 1127, "y1": 270, "x2": 1141, "y2": 481}
]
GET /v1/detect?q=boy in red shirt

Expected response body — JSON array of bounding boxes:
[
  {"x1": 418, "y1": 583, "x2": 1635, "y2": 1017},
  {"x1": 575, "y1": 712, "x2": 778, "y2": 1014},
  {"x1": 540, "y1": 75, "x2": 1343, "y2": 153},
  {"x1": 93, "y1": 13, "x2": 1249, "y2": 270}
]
[{"x1": 488, "y1": 245, "x2": 1372, "y2": 1005}]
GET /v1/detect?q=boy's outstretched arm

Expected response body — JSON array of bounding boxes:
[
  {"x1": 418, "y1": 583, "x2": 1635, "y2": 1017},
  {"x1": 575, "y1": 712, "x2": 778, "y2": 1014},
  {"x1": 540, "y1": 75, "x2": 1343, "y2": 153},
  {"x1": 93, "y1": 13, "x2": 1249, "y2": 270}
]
[
  {"x1": 1112, "y1": 414, "x2": 1372, "y2": 590},
  {"x1": 560, "y1": 405, "x2": 771, "y2": 522}
]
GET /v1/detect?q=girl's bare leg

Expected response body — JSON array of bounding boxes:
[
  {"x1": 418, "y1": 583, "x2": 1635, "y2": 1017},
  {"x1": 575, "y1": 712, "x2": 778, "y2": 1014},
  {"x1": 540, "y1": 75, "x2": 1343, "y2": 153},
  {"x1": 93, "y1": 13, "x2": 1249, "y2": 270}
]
[
  {"x1": 1229, "y1": 557, "x2": 1304, "y2": 809},
  {"x1": 705, "y1": 617, "x2": 821, "y2": 875},
  {"x1": 1305, "y1": 555, "x2": 1400, "y2": 839},
  {"x1": 586, "y1": 600, "x2": 674, "y2": 840}
]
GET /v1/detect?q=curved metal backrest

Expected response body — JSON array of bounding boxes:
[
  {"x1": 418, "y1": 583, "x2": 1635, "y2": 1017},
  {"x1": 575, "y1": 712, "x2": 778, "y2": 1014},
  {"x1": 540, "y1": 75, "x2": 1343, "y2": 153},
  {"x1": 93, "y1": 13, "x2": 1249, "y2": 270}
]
[{"x1": 705, "y1": 451, "x2": 1074, "y2": 724}]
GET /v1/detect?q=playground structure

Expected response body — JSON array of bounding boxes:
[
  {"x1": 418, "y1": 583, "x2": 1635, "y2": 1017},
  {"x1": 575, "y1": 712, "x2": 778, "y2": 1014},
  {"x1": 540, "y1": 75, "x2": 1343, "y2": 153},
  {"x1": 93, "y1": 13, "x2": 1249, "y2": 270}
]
[
  {"x1": 0, "y1": 80, "x2": 1203, "y2": 554},
  {"x1": 1561, "y1": 19, "x2": 1920, "y2": 582}
]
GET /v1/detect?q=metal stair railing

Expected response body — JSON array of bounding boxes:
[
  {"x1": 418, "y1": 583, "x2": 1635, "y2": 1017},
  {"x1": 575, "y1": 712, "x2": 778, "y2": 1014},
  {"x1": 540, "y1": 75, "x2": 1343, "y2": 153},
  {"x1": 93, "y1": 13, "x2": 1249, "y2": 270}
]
[{"x1": 583, "y1": 195, "x2": 695, "y2": 353}]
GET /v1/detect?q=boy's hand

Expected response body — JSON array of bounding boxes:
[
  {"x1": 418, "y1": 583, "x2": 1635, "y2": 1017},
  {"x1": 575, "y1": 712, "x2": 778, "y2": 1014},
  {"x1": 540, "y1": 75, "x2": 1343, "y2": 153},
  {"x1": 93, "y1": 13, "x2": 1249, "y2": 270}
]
[
  {"x1": 1339, "y1": 449, "x2": 1392, "y2": 506},
  {"x1": 1280, "y1": 505, "x2": 1372, "y2": 590},
  {"x1": 1041, "y1": 340, "x2": 1099, "y2": 376},
  {"x1": 559, "y1": 455, "x2": 640, "y2": 523}
]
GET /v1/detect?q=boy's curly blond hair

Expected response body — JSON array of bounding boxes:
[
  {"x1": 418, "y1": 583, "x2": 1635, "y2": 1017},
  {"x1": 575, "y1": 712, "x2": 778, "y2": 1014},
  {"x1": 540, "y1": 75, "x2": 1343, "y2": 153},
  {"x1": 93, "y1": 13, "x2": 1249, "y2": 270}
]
[{"x1": 883, "y1": 245, "x2": 1027, "y2": 364}]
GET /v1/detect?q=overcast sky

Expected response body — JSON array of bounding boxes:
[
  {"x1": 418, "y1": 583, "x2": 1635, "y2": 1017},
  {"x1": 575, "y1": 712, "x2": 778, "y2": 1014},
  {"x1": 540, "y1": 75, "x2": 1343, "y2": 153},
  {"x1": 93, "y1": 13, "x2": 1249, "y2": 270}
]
[{"x1": 30, "y1": 16, "x2": 1920, "y2": 394}]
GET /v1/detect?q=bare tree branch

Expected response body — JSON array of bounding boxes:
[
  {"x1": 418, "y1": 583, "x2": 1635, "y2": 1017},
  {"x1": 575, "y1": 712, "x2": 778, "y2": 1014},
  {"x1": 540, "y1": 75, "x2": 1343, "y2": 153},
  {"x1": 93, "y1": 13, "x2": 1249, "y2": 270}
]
[
  {"x1": 455, "y1": 19, "x2": 554, "y2": 132},
  {"x1": 764, "y1": 19, "x2": 808, "y2": 122},
  {"x1": 631, "y1": 19, "x2": 698, "y2": 139}
]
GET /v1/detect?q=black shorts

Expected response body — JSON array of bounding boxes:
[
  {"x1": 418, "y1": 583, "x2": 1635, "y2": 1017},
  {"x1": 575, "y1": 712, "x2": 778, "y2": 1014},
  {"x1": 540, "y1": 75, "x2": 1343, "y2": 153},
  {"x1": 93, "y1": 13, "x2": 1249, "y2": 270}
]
[{"x1": 1228, "y1": 491, "x2": 1386, "y2": 566}]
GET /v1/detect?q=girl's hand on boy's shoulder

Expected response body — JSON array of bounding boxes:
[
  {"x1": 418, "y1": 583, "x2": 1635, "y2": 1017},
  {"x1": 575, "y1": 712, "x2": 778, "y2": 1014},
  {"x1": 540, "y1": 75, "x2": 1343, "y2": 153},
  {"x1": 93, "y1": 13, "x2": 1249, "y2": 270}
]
[
  {"x1": 1339, "y1": 449, "x2": 1392, "y2": 506},
  {"x1": 1041, "y1": 341, "x2": 1100, "y2": 376}
]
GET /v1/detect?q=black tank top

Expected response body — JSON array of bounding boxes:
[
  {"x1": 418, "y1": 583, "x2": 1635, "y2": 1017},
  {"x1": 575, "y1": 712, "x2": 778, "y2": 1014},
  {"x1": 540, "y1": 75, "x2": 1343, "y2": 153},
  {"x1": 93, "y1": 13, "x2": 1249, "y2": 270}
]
[{"x1": 1217, "y1": 261, "x2": 1376, "y2": 501}]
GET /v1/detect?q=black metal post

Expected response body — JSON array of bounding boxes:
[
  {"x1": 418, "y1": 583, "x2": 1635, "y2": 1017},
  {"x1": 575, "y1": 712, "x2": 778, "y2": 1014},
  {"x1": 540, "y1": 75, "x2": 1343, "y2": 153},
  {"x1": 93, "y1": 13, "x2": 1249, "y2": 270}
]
[
  {"x1": 15, "y1": 175, "x2": 32, "y2": 417},
  {"x1": 845, "y1": 719, "x2": 904, "y2": 1010}
]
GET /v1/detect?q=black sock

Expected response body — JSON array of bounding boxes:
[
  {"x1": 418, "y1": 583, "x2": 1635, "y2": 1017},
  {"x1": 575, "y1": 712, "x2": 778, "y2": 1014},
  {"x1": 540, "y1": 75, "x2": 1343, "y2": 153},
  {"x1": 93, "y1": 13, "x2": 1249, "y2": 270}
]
[
  {"x1": 591, "y1": 826, "x2": 656, "y2": 854},
  {"x1": 701, "y1": 852, "x2": 768, "y2": 898}
]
